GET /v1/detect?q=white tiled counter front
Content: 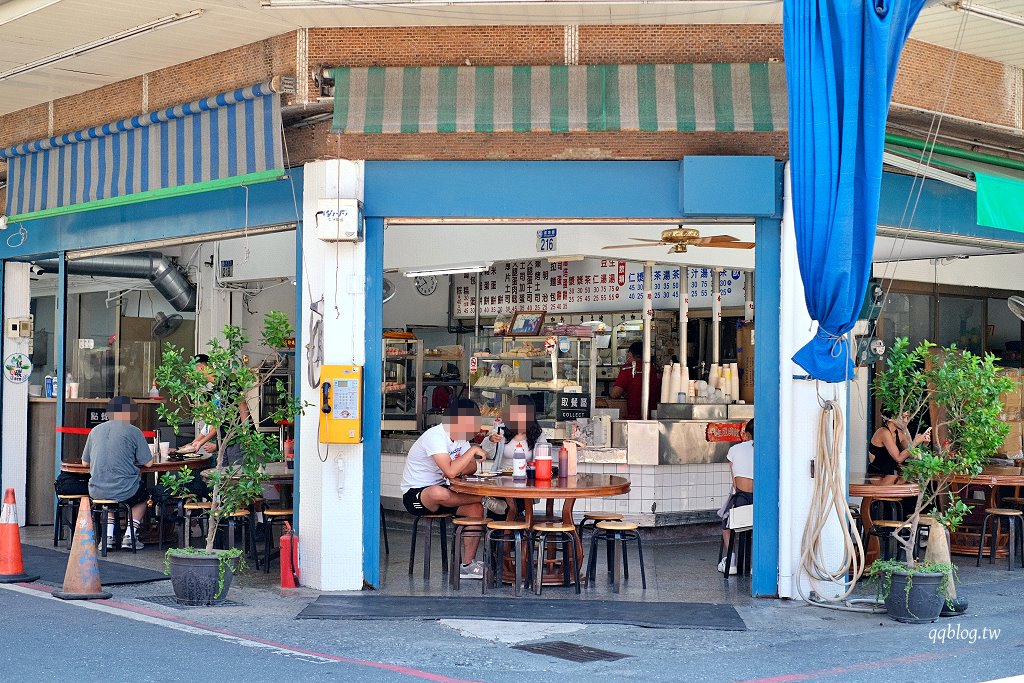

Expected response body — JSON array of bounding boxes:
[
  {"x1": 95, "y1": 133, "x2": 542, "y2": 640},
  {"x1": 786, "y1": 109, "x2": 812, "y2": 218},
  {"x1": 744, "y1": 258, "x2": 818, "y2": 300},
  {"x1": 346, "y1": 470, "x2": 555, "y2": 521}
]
[{"x1": 381, "y1": 437, "x2": 730, "y2": 527}]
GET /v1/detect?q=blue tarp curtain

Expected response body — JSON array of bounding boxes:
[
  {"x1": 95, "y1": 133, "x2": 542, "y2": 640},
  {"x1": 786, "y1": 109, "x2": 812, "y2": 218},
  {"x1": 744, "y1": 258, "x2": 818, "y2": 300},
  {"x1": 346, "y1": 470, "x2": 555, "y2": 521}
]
[{"x1": 784, "y1": 0, "x2": 925, "y2": 382}]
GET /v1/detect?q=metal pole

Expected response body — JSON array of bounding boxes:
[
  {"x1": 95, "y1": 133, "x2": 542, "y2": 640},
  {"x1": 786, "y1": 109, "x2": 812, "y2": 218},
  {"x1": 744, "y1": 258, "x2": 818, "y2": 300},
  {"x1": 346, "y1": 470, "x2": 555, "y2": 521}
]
[
  {"x1": 641, "y1": 262, "x2": 654, "y2": 420},
  {"x1": 744, "y1": 271, "x2": 754, "y2": 322},
  {"x1": 711, "y1": 267, "x2": 721, "y2": 366},
  {"x1": 679, "y1": 267, "x2": 689, "y2": 367},
  {"x1": 474, "y1": 274, "x2": 481, "y2": 341}
]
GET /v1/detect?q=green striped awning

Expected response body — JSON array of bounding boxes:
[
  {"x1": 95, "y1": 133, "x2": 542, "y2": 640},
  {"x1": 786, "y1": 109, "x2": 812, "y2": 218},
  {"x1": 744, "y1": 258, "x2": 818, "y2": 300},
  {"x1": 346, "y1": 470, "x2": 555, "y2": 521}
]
[{"x1": 330, "y1": 63, "x2": 787, "y2": 134}]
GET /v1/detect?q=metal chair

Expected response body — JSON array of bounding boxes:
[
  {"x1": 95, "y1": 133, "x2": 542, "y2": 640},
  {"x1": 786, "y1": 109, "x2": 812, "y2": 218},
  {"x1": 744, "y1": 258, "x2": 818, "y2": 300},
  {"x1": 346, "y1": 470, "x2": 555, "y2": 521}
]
[
  {"x1": 976, "y1": 508, "x2": 1024, "y2": 571},
  {"x1": 53, "y1": 494, "x2": 86, "y2": 548},
  {"x1": 261, "y1": 508, "x2": 293, "y2": 573}
]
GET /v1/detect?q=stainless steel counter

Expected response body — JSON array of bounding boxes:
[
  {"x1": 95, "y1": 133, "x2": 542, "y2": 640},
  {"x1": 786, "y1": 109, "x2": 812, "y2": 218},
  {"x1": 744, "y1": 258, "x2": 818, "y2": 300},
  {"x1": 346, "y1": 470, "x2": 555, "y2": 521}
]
[{"x1": 604, "y1": 402, "x2": 753, "y2": 465}]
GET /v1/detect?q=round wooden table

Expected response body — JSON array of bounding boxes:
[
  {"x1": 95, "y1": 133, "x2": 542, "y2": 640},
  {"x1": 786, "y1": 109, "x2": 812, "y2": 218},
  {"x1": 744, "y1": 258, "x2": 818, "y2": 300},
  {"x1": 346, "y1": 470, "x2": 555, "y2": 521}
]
[
  {"x1": 450, "y1": 473, "x2": 630, "y2": 585},
  {"x1": 61, "y1": 456, "x2": 213, "y2": 475},
  {"x1": 849, "y1": 482, "x2": 918, "y2": 565}
]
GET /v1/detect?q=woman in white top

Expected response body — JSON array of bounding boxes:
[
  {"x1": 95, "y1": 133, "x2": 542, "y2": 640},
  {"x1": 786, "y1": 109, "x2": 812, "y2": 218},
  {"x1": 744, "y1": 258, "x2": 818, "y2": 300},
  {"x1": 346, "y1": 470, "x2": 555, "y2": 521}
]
[
  {"x1": 719, "y1": 419, "x2": 754, "y2": 575},
  {"x1": 482, "y1": 395, "x2": 549, "y2": 460}
]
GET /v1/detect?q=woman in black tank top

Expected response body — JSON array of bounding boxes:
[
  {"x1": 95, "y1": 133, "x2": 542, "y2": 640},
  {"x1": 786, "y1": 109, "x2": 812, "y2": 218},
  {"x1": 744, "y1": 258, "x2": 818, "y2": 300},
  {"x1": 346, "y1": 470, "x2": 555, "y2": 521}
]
[{"x1": 868, "y1": 417, "x2": 931, "y2": 483}]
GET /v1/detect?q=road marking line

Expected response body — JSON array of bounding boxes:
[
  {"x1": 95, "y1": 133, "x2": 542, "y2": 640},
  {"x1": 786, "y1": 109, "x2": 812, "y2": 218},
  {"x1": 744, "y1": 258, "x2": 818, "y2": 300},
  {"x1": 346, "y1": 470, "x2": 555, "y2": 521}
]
[{"x1": 1, "y1": 582, "x2": 478, "y2": 683}]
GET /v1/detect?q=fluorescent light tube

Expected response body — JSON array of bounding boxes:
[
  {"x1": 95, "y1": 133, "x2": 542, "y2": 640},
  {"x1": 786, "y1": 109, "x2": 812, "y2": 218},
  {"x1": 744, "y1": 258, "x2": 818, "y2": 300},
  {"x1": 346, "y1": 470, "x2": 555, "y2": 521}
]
[
  {"x1": 402, "y1": 262, "x2": 492, "y2": 277},
  {"x1": 0, "y1": 10, "x2": 204, "y2": 83}
]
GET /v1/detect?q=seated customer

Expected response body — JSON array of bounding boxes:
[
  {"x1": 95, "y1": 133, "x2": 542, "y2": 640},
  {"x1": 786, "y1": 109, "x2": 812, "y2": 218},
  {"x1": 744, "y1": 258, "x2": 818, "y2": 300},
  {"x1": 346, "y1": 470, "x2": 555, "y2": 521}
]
[
  {"x1": 868, "y1": 415, "x2": 930, "y2": 484},
  {"x1": 719, "y1": 419, "x2": 754, "y2": 575},
  {"x1": 82, "y1": 396, "x2": 153, "y2": 550},
  {"x1": 401, "y1": 399, "x2": 487, "y2": 580}
]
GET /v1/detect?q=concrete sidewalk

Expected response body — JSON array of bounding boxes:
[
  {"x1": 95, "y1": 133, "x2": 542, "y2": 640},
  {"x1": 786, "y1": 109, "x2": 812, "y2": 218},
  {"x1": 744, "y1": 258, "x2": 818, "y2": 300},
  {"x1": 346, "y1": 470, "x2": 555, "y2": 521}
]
[{"x1": 15, "y1": 524, "x2": 1024, "y2": 682}]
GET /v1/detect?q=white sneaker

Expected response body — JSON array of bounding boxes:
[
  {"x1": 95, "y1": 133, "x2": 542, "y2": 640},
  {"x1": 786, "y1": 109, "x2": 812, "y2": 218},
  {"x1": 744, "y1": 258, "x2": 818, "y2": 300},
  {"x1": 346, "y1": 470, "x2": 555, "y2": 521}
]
[
  {"x1": 460, "y1": 560, "x2": 485, "y2": 580},
  {"x1": 104, "y1": 536, "x2": 116, "y2": 548},
  {"x1": 122, "y1": 534, "x2": 144, "y2": 550},
  {"x1": 482, "y1": 496, "x2": 507, "y2": 515},
  {"x1": 717, "y1": 556, "x2": 737, "y2": 575}
]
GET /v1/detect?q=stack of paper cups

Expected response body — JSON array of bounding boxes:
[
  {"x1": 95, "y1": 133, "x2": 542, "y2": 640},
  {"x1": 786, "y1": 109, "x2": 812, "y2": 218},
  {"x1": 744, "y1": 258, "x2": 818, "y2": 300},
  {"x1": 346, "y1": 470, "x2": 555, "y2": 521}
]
[
  {"x1": 708, "y1": 364, "x2": 719, "y2": 390},
  {"x1": 660, "y1": 365, "x2": 673, "y2": 403},
  {"x1": 668, "y1": 363, "x2": 682, "y2": 400},
  {"x1": 730, "y1": 363, "x2": 740, "y2": 401}
]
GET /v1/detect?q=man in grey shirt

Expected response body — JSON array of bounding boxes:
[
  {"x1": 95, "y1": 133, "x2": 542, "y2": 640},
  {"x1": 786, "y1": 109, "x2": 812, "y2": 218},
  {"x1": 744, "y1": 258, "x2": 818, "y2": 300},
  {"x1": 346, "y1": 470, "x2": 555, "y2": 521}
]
[{"x1": 82, "y1": 396, "x2": 152, "y2": 549}]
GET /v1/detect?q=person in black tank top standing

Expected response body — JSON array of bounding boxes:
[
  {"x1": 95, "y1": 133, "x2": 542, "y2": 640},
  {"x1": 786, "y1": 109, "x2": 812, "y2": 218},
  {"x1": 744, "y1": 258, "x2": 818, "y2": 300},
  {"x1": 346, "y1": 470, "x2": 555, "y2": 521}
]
[{"x1": 868, "y1": 416, "x2": 931, "y2": 484}]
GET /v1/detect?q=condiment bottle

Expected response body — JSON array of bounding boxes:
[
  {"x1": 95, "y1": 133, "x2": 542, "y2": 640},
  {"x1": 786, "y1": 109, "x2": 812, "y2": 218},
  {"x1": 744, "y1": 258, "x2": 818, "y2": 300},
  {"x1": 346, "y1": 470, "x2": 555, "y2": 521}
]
[
  {"x1": 512, "y1": 443, "x2": 527, "y2": 480},
  {"x1": 558, "y1": 446, "x2": 569, "y2": 479}
]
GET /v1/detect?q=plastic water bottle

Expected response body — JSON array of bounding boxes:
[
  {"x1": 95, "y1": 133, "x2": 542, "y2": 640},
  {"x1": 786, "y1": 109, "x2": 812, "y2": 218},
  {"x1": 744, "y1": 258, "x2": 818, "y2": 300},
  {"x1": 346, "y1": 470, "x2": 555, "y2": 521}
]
[{"x1": 512, "y1": 443, "x2": 527, "y2": 480}]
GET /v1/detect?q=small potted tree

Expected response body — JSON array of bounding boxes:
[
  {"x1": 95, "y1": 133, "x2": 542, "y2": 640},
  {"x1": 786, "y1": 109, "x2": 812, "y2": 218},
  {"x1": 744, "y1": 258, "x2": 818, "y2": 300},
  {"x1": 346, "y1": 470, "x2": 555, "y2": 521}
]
[
  {"x1": 869, "y1": 338, "x2": 1013, "y2": 623},
  {"x1": 155, "y1": 312, "x2": 303, "y2": 605}
]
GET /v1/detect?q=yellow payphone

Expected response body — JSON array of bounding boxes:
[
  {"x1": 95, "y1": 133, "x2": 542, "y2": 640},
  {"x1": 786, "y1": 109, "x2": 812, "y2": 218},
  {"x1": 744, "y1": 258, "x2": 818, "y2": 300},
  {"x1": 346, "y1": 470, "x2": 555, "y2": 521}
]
[{"x1": 319, "y1": 365, "x2": 363, "y2": 444}]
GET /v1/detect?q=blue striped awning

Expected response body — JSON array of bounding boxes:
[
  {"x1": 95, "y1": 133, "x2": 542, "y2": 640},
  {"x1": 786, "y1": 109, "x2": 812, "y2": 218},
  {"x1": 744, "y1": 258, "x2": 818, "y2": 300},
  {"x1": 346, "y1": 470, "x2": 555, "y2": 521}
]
[{"x1": 1, "y1": 82, "x2": 284, "y2": 220}]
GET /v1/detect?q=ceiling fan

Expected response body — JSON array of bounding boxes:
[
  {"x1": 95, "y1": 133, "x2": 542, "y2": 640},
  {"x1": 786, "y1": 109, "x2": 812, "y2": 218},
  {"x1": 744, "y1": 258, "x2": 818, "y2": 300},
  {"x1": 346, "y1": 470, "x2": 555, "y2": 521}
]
[{"x1": 603, "y1": 227, "x2": 754, "y2": 254}]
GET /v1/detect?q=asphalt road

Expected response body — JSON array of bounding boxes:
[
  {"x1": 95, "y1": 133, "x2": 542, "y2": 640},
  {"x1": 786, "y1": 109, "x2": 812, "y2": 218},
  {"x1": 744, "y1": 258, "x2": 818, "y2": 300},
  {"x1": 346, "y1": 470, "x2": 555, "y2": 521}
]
[{"x1": 3, "y1": 566, "x2": 1024, "y2": 683}]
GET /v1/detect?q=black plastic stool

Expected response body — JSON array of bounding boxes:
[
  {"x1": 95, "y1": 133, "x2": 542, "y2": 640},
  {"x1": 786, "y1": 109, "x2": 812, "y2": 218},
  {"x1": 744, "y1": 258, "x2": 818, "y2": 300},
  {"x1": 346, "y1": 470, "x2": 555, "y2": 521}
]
[{"x1": 586, "y1": 520, "x2": 646, "y2": 593}]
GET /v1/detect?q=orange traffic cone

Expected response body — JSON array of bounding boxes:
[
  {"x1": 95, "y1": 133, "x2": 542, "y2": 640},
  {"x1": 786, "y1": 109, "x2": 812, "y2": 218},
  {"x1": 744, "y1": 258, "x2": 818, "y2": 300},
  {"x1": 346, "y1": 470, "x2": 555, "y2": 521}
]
[
  {"x1": 53, "y1": 497, "x2": 111, "y2": 600},
  {"x1": 0, "y1": 488, "x2": 39, "y2": 584}
]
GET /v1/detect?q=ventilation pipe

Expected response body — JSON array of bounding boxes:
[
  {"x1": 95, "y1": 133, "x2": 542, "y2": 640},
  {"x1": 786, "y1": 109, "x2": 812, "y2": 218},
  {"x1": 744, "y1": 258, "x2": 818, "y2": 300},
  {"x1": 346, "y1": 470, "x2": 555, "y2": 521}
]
[{"x1": 33, "y1": 252, "x2": 196, "y2": 312}]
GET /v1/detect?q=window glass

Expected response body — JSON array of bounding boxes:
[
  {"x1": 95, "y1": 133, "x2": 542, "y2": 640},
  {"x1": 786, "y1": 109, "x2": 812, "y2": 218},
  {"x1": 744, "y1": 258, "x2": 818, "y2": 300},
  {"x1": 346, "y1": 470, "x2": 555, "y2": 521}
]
[
  {"x1": 877, "y1": 293, "x2": 932, "y2": 351},
  {"x1": 938, "y1": 297, "x2": 983, "y2": 355},
  {"x1": 987, "y1": 298, "x2": 1022, "y2": 365}
]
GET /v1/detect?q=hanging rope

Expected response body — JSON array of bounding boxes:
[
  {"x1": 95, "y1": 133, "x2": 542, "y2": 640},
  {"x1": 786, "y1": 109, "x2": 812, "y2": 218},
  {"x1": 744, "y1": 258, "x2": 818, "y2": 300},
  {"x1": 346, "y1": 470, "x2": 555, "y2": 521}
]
[{"x1": 796, "y1": 400, "x2": 883, "y2": 612}]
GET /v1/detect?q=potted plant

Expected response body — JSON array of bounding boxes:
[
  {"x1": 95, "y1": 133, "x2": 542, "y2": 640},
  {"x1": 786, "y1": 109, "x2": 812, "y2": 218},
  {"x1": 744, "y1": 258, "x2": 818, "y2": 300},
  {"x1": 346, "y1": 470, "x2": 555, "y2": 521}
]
[
  {"x1": 155, "y1": 312, "x2": 304, "y2": 605},
  {"x1": 868, "y1": 338, "x2": 1013, "y2": 623}
]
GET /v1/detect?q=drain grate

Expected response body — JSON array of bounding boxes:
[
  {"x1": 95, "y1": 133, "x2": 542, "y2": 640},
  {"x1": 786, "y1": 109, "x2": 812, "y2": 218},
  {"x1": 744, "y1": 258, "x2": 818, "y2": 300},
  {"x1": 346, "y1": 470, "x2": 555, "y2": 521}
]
[
  {"x1": 139, "y1": 595, "x2": 243, "y2": 609},
  {"x1": 512, "y1": 641, "x2": 630, "y2": 663}
]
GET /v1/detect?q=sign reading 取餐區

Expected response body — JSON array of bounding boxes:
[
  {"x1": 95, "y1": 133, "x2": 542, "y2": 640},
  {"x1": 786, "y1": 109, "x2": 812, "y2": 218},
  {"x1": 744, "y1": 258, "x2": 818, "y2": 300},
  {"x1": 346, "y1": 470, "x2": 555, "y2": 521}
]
[
  {"x1": 556, "y1": 393, "x2": 592, "y2": 421},
  {"x1": 454, "y1": 259, "x2": 746, "y2": 317}
]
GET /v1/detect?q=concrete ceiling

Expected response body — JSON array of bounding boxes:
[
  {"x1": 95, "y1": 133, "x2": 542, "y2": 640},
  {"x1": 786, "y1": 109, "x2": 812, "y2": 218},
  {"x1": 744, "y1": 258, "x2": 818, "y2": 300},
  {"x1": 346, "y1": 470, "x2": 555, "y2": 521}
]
[{"x1": 0, "y1": 0, "x2": 1022, "y2": 119}]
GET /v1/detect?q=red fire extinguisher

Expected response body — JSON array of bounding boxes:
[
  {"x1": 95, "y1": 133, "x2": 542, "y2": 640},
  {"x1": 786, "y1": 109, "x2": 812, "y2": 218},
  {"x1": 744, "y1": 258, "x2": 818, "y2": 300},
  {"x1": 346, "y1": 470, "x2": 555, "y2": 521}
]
[{"x1": 280, "y1": 521, "x2": 300, "y2": 588}]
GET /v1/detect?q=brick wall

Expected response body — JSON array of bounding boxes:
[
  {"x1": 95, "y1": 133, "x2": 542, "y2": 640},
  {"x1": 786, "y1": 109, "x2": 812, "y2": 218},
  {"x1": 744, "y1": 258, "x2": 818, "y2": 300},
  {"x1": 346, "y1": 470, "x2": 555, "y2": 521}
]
[
  {"x1": 894, "y1": 39, "x2": 1021, "y2": 129},
  {"x1": 0, "y1": 24, "x2": 1020, "y2": 168}
]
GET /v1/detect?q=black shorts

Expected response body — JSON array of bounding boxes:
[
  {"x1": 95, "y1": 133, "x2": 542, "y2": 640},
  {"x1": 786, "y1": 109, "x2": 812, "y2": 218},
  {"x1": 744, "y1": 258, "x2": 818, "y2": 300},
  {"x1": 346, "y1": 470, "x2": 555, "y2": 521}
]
[
  {"x1": 121, "y1": 480, "x2": 150, "y2": 508},
  {"x1": 403, "y1": 485, "x2": 460, "y2": 517}
]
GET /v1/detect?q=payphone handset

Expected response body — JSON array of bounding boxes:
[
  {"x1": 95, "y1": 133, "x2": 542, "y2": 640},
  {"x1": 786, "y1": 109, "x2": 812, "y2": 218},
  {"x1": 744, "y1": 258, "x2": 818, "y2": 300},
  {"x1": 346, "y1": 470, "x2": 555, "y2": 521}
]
[{"x1": 319, "y1": 364, "x2": 363, "y2": 444}]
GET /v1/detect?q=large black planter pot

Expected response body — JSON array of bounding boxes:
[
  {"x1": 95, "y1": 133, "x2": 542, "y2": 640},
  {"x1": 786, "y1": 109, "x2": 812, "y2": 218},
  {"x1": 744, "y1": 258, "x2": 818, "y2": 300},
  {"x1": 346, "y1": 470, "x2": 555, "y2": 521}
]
[
  {"x1": 885, "y1": 570, "x2": 945, "y2": 624},
  {"x1": 168, "y1": 551, "x2": 239, "y2": 606}
]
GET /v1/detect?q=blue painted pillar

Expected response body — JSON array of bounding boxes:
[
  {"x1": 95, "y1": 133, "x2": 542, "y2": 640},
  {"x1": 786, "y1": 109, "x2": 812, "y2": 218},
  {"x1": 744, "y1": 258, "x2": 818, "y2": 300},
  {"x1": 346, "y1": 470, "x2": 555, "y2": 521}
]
[
  {"x1": 362, "y1": 216, "x2": 384, "y2": 588},
  {"x1": 752, "y1": 217, "x2": 781, "y2": 597},
  {"x1": 54, "y1": 254, "x2": 68, "y2": 486}
]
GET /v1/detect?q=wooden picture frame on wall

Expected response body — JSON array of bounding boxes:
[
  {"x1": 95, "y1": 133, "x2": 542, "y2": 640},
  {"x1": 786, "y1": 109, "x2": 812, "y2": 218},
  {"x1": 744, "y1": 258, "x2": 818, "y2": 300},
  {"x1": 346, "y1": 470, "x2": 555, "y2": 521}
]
[{"x1": 507, "y1": 311, "x2": 546, "y2": 337}]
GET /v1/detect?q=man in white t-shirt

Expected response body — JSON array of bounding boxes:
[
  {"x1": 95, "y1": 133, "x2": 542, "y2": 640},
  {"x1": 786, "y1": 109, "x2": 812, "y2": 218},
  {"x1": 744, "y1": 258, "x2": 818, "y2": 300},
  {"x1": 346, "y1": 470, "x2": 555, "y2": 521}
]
[
  {"x1": 719, "y1": 419, "x2": 754, "y2": 575},
  {"x1": 401, "y1": 399, "x2": 487, "y2": 579}
]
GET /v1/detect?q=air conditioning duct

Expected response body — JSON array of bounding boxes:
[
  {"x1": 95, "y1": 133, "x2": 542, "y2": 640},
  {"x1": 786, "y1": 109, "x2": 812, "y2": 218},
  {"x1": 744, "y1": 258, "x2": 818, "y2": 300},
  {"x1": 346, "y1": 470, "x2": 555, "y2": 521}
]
[{"x1": 33, "y1": 252, "x2": 196, "y2": 312}]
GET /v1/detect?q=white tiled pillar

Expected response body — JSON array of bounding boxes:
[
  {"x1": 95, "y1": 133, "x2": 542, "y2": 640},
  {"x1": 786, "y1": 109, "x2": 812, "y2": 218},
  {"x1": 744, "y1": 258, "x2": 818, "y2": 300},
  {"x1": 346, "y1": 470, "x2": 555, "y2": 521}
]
[
  {"x1": 777, "y1": 166, "x2": 848, "y2": 600},
  {"x1": 297, "y1": 159, "x2": 366, "y2": 590},
  {"x1": 2, "y1": 263, "x2": 31, "y2": 523}
]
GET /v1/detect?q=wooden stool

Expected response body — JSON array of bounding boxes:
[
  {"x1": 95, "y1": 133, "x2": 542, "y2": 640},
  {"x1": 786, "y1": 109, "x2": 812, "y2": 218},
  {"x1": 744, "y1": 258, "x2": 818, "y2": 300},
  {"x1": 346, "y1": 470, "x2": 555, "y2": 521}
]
[
  {"x1": 579, "y1": 513, "x2": 624, "y2": 572},
  {"x1": 450, "y1": 517, "x2": 488, "y2": 590},
  {"x1": 54, "y1": 494, "x2": 86, "y2": 548},
  {"x1": 587, "y1": 520, "x2": 646, "y2": 593},
  {"x1": 183, "y1": 501, "x2": 212, "y2": 548},
  {"x1": 483, "y1": 520, "x2": 531, "y2": 596},
  {"x1": 532, "y1": 522, "x2": 580, "y2": 595},
  {"x1": 976, "y1": 508, "x2": 1024, "y2": 571},
  {"x1": 92, "y1": 499, "x2": 137, "y2": 557},
  {"x1": 870, "y1": 520, "x2": 908, "y2": 561},
  {"x1": 261, "y1": 508, "x2": 293, "y2": 573},
  {"x1": 408, "y1": 513, "x2": 452, "y2": 581}
]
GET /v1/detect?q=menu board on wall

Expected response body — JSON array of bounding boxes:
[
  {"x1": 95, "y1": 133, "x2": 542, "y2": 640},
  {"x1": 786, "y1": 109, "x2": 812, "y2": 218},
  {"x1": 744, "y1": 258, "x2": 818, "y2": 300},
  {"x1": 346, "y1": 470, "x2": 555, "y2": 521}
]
[{"x1": 454, "y1": 259, "x2": 746, "y2": 317}]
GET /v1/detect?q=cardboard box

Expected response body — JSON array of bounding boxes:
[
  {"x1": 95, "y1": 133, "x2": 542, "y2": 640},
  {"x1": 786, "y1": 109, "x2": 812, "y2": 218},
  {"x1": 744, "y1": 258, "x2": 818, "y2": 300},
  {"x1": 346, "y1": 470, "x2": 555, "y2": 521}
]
[
  {"x1": 999, "y1": 368, "x2": 1022, "y2": 415},
  {"x1": 997, "y1": 421, "x2": 1023, "y2": 457}
]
